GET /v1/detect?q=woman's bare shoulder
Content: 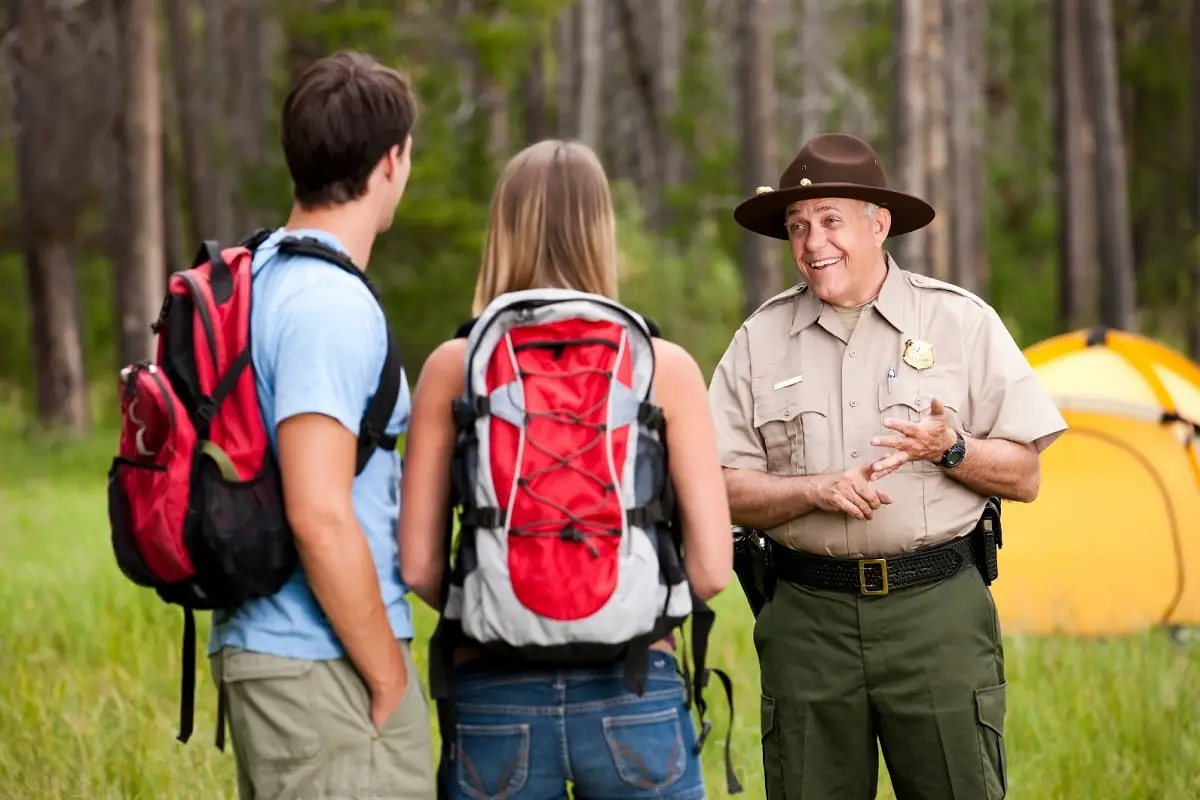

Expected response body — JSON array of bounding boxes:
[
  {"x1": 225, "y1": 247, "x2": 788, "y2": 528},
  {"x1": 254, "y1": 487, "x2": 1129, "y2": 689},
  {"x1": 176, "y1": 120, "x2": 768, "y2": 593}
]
[
  {"x1": 417, "y1": 338, "x2": 469, "y2": 395},
  {"x1": 650, "y1": 338, "x2": 707, "y2": 402}
]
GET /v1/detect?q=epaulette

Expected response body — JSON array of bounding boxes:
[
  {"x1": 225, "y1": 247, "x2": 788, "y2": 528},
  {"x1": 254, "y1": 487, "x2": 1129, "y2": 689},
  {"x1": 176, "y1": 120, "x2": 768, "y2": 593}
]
[
  {"x1": 905, "y1": 272, "x2": 990, "y2": 310},
  {"x1": 746, "y1": 282, "x2": 809, "y2": 322}
]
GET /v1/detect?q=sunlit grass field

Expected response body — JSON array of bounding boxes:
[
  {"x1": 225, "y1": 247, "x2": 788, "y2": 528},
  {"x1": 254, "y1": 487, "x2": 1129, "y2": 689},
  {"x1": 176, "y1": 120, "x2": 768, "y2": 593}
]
[{"x1": 1, "y1": 412, "x2": 1198, "y2": 799}]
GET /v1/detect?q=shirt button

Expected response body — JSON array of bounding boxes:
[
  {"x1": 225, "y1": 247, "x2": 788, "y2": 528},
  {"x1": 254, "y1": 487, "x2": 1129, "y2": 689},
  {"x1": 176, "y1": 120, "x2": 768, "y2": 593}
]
[
  {"x1": 848, "y1": 400, "x2": 858, "y2": 408},
  {"x1": 849, "y1": 350, "x2": 857, "y2": 357},
  {"x1": 850, "y1": 449, "x2": 859, "y2": 458}
]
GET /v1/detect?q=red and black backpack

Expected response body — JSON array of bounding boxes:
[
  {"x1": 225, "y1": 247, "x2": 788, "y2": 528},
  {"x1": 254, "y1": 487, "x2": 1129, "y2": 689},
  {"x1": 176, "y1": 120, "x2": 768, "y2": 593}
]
[{"x1": 107, "y1": 229, "x2": 402, "y2": 749}]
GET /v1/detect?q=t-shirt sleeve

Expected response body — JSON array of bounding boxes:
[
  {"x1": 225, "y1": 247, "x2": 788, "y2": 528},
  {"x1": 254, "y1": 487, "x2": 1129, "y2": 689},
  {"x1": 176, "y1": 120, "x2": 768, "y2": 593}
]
[
  {"x1": 269, "y1": 280, "x2": 387, "y2": 436},
  {"x1": 966, "y1": 308, "x2": 1068, "y2": 453}
]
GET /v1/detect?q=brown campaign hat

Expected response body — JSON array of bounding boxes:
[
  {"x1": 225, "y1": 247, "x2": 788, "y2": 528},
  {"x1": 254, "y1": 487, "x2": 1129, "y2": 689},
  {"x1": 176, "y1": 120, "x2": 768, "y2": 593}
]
[{"x1": 733, "y1": 133, "x2": 935, "y2": 240}]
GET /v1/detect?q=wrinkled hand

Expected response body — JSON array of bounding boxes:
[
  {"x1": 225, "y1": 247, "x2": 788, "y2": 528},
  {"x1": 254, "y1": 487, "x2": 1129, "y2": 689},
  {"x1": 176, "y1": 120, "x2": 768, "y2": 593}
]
[
  {"x1": 814, "y1": 464, "x2": 895, "y2": 520},
  {"x1": 869, "y1": 397, "x2": 958, "y2": 480}
]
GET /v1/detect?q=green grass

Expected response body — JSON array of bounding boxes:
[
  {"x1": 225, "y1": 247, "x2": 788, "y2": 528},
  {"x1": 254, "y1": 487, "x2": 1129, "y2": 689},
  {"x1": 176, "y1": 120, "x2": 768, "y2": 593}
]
[{"x1": 1, "y1": 418, "x2": 1199, "y2": 799}]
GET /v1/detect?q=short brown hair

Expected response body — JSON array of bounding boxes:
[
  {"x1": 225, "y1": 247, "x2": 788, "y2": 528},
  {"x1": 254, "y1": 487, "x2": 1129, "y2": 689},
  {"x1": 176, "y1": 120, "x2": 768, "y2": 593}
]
[
  {"x1": 280, "y1": 51, "x2": 418, "y2": 208},
  {"x1": 472, "y1": 140, "x2": 618, "y2": 316}
]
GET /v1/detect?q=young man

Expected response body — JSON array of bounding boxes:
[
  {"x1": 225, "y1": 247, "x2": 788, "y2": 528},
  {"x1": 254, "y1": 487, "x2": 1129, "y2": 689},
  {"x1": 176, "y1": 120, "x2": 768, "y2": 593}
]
[{"x1": 206, "y1": 51, "x2": 433, "y2": 799}]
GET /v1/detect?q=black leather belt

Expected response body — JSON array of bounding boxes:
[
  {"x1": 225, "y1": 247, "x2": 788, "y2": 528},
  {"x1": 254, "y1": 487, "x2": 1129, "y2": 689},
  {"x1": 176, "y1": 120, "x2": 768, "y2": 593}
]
[{"x1": 769, "y1": 533, "x2": 977, "y2": 596}]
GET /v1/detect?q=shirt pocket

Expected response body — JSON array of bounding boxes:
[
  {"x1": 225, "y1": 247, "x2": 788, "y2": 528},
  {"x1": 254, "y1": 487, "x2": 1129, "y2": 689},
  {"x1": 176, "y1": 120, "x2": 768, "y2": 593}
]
[
  {"x1": 753, "y1": 381, "x2": 830, "y2": 476},
  {"x1": 877, "y1": 373, "x2": 965, "y2": 474},
  {"x1": 753, "y1": 386, "x2": 799, "y2": 475}
]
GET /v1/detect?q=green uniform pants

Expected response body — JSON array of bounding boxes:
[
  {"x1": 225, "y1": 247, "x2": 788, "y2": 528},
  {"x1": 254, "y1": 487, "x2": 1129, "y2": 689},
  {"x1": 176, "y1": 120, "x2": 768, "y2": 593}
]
[{"x1": 754, "y1": 565, "x2": 1008, "y2": 800}]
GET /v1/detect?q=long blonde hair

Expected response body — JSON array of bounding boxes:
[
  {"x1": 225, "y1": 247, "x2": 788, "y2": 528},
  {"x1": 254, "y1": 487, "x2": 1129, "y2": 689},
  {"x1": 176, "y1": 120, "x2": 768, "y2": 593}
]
[{"x1": 471, "y1": 139, "x2": 619, "y2": 315}]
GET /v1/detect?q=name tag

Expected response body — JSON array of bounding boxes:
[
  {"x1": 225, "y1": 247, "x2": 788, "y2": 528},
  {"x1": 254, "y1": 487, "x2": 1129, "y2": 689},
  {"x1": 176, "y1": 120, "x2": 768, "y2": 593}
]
[{"x1": 772, "y1": 375, "x2": 803, "y2": 391}]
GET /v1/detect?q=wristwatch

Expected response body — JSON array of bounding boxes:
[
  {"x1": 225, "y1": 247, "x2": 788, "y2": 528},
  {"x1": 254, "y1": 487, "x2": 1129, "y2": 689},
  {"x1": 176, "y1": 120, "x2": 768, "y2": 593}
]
[{"x1": 938, "y1": 431, "x2": 967, "y2": 469}]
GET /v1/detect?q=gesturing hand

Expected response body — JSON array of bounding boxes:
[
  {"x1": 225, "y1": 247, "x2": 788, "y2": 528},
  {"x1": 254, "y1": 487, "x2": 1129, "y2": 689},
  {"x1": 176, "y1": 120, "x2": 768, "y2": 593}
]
[
  {"x1": 814, "y1": 464, "x2": 894, "y2": 521},
  {"x1": 869, "y1": 397, "x2": 958, "y2": 480}
]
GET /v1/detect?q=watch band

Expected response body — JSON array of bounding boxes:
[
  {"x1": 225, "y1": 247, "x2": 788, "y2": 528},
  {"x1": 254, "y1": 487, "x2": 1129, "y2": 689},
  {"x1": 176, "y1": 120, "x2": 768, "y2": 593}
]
[{"x1": 938, "y1": 431, "x2": 966, "y2": 469}]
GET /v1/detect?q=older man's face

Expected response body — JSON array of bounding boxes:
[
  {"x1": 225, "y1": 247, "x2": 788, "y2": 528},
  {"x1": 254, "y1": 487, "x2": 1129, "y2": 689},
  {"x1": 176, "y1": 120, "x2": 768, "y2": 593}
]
[{"x1": 785, "y1": 197, "x2": 890, "y2": 307}]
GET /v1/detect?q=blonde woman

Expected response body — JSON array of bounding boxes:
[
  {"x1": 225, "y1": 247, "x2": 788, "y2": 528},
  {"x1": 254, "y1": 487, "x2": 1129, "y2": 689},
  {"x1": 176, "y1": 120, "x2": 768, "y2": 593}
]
[{"x1": 399, "y1": 139, "x2": 733, "y2": 799}]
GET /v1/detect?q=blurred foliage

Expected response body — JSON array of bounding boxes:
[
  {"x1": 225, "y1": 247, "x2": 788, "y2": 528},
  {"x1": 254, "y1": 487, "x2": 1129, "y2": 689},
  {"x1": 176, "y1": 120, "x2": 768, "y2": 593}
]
[{"x1": 0, "y1": 0, "x2": 1198, "y2": 411}]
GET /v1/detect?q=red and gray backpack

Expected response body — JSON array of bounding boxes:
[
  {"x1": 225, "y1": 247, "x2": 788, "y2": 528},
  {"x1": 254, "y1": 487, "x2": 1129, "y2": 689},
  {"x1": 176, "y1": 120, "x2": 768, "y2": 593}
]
[
  {"x1": 428, "y1": 288, "x2": 741, "y2": 796},
  {"x1": 107, "y1": 229, "x2": 402, "y2": 750}
]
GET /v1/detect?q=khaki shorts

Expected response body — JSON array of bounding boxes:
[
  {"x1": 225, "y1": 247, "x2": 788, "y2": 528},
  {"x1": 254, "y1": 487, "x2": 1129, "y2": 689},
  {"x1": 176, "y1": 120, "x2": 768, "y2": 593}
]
[{"x1": 210, "y1": 640, "x2": 434, "y2": 800}]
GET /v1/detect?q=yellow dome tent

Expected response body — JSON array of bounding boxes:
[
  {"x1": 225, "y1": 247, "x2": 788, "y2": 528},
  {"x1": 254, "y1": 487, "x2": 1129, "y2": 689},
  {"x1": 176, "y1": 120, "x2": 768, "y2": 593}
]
[{"x1": 990, "y1": 327, "x2": 1200, "y2": 636}]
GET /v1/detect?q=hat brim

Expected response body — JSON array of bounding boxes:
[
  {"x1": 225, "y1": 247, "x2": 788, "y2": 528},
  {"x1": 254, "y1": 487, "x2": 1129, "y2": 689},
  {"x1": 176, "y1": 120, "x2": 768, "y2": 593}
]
[{"x1": 733, "y1": 183, "x2": 936, "y2": 240}]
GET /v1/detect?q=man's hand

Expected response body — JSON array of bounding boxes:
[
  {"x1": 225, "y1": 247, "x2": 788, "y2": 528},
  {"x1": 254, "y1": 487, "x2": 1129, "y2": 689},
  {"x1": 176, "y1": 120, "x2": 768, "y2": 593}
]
[
  {"x1": 813, "y1": 464, "x2": 895, "y2": 520},
  {"x1": 368, "y1": 661, "x2": 409, "y2": 731},
  {"x1": 870, "y1": 397, "x2": 958, "y2": 479}
]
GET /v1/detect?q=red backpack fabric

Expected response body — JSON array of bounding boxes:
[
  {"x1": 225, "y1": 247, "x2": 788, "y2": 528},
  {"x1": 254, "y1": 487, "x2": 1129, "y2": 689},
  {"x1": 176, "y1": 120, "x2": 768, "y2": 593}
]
[{"x1": 107, "y1": 229, "x2": 402, "y2": 749}]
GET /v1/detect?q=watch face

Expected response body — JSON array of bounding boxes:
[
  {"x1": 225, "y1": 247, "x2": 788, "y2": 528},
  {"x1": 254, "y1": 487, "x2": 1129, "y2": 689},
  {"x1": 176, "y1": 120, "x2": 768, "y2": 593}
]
[{"x1": 941, "y1": 434, "x2": 966, "y2": 467}]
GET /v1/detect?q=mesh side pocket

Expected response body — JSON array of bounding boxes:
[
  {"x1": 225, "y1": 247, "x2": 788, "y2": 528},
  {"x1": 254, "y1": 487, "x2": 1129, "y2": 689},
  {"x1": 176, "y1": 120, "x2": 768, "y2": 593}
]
[{"x1": 190, "y1": 448, "x2": 297, "y2": 607}]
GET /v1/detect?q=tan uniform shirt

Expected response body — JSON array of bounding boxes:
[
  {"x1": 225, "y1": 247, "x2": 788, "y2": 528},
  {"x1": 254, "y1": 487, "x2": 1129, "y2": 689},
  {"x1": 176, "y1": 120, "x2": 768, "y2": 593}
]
[{"x1": 709, "y1": 256, "x2": 1068, "y2": 558}]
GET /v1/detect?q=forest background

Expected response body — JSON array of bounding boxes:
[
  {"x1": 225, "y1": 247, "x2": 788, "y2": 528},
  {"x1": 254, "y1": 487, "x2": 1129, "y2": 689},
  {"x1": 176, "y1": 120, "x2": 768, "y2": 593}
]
[{"x1": 1, "y1": 1, "x2": 1198, "y2": 798}]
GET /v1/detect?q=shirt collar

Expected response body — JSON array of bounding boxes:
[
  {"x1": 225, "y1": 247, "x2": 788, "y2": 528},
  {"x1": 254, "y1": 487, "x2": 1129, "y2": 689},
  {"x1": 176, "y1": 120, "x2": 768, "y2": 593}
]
[{"x1": 789, "y1": 252, "x2": 910, "y2": 336}]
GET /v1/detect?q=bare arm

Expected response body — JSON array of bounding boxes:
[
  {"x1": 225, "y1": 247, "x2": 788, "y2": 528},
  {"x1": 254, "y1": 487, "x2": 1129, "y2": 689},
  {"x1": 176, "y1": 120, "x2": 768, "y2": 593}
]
[
  {"x1": 398, "y1": 340, "x2": 465, "y2": 610},
  {"x1": 724, "y1": 468, "x2": 821, "y2": 529},
  {"x1": 277, "y1": 414, "x2": 405, "y2": 695},
  {"x1": 946, "y1": 435, "x2": 1040, "y2": 502},
  {"x1": 655, "y1": 341, "x2": 733, "y2": 601}
]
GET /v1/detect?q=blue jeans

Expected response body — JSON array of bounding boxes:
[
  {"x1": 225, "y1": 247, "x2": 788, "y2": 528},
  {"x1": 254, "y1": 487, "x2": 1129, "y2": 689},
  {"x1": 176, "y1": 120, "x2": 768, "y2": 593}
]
[{"x1": 447, "y1": 651, "x2": 707, "y2": 800}]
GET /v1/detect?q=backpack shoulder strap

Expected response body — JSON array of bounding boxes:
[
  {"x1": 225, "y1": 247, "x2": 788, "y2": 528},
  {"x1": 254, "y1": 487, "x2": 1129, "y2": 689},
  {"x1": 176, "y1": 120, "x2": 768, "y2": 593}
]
[
  {"x1": 358, "y1": 330, "x2": 401, "y2": 474},
  {"x1": 454, "y1": 318, "x2": 477, "y2": 340},
  {"x1": 275, "y1": 236, "x2": 402, "y2": 475},
  {"x1": 640, "y1": 314, "x2": 662, "y2": 338}
]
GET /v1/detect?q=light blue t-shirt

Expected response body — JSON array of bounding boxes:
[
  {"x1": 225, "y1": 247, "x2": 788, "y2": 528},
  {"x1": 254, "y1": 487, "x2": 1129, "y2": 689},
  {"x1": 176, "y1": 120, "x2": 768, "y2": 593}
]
[{"x1": 207, "y1": 227, "x2": 414, "y2": 660}]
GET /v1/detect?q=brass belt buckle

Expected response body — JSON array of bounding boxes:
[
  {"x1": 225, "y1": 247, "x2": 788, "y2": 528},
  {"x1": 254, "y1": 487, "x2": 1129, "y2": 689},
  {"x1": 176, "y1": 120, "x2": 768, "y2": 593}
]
[{"x1": 858, "y1": 558, "x2": 889, "y2": 596}]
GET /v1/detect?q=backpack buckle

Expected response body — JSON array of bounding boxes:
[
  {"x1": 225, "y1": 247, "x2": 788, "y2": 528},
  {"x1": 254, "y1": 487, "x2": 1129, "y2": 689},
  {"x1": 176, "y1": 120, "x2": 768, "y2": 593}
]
[{"x1": 195, "y1": 397, "x2": 217, "y2": 425}]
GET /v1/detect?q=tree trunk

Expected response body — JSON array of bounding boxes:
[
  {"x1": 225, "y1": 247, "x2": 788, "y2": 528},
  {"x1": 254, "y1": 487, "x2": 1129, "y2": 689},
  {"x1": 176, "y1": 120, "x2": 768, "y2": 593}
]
[
  {"x1": 576, "y1": 0, "x2": 602, "y2": 149},
  {"x1": 200, "y1": 0, "x2": 234, "y2": 241},
  {"x1": 11, "y1": 0, "x2": 90, "y2": 436},
  {"x1": 1054, "y1": 0, "x2": 1100, "y2": 329},
  {"x1": 115, "y1": 0, "x2": 166, "y2": 367},
  {"x1": 946, "y1": 0, "x2": 987, "y2": 296},
  {"x1": 656, "y1": 0, "x2": 684, "y2": 230},
  {"x1": 227, "y1": 0, "x2": 270, "y2": 229},
  {"x1": 166, "y1": 0, "x2": 217, "y2": 244},
  {"x1": 797, "y1": 0, "x2": 827, "y2": 144},
  {"x1": 553, "y1": 5, "x2": 576, "y2": 137},
  {"x1": 614, "y1": 0, "x2": 667, "y2": 229},
  {"x1": 1081, "y1": 0, "x2": 1138, "y2": 330},
  {"x1": 892, "y1": 0, "x2": 928, "y2": 273},
  {"x1": 737, "y1": 0, "x2": 781, "y2": 315},
  {"x1": 521, "y1": 44, "x2": 549, "y2": 146},
  {"x1": 922, "y1": 0, "x2": 951, "y2": 283}
]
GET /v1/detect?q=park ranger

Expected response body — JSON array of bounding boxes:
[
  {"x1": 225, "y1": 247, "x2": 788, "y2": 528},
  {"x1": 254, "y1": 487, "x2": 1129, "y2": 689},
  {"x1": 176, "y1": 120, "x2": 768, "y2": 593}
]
[{"x1": 709, "y1": 132, "x2": 1068, "y2": 800}]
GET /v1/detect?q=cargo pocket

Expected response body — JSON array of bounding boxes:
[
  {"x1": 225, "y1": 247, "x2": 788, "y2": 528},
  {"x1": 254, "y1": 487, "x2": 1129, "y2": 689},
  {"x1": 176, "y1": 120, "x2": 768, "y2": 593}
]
[
  {"x1": 975, "y1": 683, "x2": 1008, "y2": 799},
  {"x1": 220, "y1": 649, "x2": 320, "y2": 765},
  {"x1": 761, "y1": 695, "x2": 787, "y2": 800}
]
